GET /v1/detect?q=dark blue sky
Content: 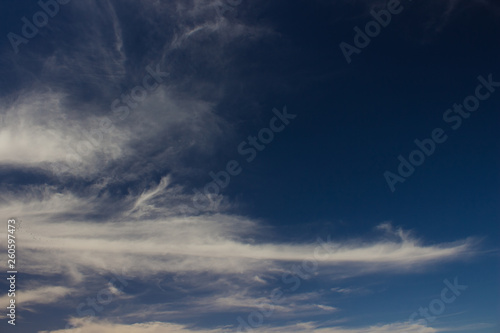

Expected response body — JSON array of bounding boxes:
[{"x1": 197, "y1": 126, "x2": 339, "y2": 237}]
[{"x1": 0, "y1": 0, "x2": 499, "y2": 332}]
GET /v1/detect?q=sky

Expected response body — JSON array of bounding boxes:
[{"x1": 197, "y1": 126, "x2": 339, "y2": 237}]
[{"x1": 0, "y1": 0, "x2": 499, "y2": 332}]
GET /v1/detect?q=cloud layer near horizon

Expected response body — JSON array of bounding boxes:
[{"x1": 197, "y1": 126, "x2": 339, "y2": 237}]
[
  {"x1": 41, "y1": 318, "x2": 442, "y2": 333},
  {"x1": 0, "y1": 176, "x2": 477, "y2": 330}
]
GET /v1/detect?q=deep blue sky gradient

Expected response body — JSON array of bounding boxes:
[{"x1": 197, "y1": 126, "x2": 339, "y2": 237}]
[{"x1": 0, "y1": 0, "x2": 498, "y2": 332}]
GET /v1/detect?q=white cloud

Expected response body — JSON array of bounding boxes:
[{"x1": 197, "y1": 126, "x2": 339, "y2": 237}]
[
  {"x1": 0, "y1": 0, "x2": 275, "y2": 183},
  {"x1": 0, "y1": 1, "x2": 490, "y2": 332},
  {"x1": 40, "y1": 318, "x2": 221, "y2": 333},
  {"x1": 39, "y1": 318, "x2": 442, "y2": 333},
  {"x1": 0, "y1": 286, "x2": 75, "y2": 310},
  {"x1": 0, "y1": 181, "x2": 475, "y2": 282},
  {"x1": 0, "y1": 178, "x2": 477, "y2": 325}
]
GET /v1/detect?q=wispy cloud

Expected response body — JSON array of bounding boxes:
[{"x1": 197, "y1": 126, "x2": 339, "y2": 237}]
[
  {"x1": 0, "y1": 286, "x2": 75, "y2": 310},
  {"x1": 39, "y1": 318, "x2": 443, "y2": 333},
  {"x1": 0, "y1": 176, "x2": 478, "y2": 331},
  {"x1": 0, "y1": 179, "x2": 476, "y2": 281},
  {"x1": 0, "y1": 0, "x2": 494, "y2": 332}
]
